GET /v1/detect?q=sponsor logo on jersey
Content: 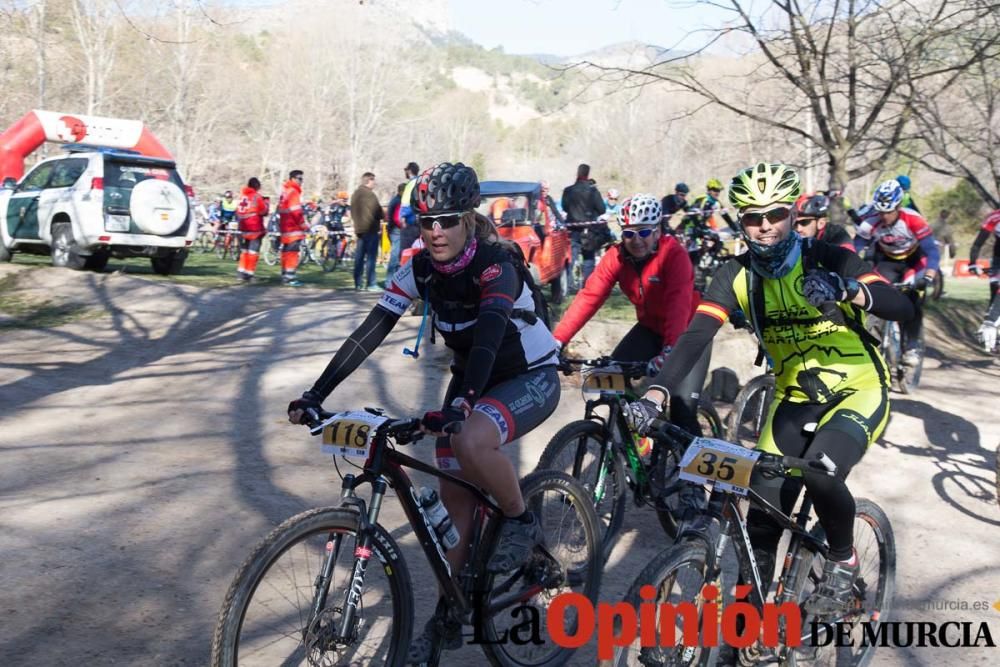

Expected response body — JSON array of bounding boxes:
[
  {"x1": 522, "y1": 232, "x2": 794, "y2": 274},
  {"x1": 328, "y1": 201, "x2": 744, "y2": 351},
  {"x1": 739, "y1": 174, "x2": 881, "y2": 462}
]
[
  {"x1": 480, "y1": 263, "x2": 502, "y2": 283},
  {"x1": 474, "y1": 402, "x2": 509, "y2": 441}
]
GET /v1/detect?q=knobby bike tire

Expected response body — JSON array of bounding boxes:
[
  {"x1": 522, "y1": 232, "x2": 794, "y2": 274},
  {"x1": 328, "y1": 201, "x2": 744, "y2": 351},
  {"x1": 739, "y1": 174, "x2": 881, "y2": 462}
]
[
  {"x1": 477, "y1": 469, "x2": 602, "y2": 667},
  {"x1": 603, "y1": 541, "x2": 715, "y2": 667},
  {"x1": 697, "y1": 396, "x2": 724, "y2": 439},
  {"x1": 787, "y1": 498, "x2": 895, "y2": 667},
  {"x1": 726, "y1": 374, "x2": 776, "y2": 447},
  {"x1": 210, "y1": 507, "x2": 413, "y2": 667},
  {"x1": 536, "y1": 419, "x2": 627, "y2": 562}
]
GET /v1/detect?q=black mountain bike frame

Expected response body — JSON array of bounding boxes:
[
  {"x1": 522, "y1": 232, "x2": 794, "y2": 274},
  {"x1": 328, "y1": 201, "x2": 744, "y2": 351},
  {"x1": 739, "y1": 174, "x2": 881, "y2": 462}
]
[{"x1": 311, "y1": 415, "x2": 559, "y2": 646}]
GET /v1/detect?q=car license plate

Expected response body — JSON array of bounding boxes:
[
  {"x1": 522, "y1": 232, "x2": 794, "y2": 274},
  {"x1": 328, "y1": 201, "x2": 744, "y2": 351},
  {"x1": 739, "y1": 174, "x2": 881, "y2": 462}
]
[{"x1": 106, "y1": 214, "x2": 130, "y2": 232}]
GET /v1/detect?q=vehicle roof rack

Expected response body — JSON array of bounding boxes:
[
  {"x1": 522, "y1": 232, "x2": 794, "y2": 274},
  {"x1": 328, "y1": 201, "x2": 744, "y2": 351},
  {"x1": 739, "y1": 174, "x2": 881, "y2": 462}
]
[{"x1": 60, "y1": 143, "x2": 142, "y2": 156}]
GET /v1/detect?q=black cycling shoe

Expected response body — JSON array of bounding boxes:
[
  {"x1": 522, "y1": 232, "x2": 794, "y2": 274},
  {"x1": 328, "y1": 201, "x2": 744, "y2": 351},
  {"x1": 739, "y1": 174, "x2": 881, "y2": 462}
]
[
  {"x1": 803, "y1": 552, "x2": 859, "y2": 617},
  {"x1": 487, "y1": 511, "x2": 543, "y2": 574},
  {"x1": 406, "y1": 600, "x2": 462, "y2": 665}
]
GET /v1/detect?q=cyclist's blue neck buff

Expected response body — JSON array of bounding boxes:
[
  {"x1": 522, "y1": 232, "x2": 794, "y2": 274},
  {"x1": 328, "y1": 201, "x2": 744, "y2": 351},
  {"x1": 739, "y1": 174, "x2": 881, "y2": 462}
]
[
  {"x1": 747, "y1": 231, "x2": 801, "y2": 279},
  {"x1": 431, "y1": 236, "x2": 477, "y2": 275}
]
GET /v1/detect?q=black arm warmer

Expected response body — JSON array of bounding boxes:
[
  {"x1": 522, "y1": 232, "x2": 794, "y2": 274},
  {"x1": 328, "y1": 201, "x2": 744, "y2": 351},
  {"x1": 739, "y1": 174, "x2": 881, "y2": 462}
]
[
  {"x1": 864, "y1": 281, "x2": 915, "y2": 322},
  {"x1": 651, "y1": 313, "x2": 722, "y2": 394},
  {"x1": 458, "y1": 264, "x2": 519, "y2": 403},
  {"x1": 969, "y1": 229, "x2": 989, "y2": 264},
  {"x1": 309, "y1": 306, "x2": 401, "y2": 400}
]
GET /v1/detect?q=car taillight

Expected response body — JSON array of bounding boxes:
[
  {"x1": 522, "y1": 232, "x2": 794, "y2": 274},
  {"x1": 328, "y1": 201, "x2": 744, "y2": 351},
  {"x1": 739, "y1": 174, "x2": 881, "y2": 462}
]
[
  {"x1": 91, "y1": 177, "x2": 103, "y2": 191},
  {"x1": 184, "y1": 184, "x2": 195, "y2": 198}
]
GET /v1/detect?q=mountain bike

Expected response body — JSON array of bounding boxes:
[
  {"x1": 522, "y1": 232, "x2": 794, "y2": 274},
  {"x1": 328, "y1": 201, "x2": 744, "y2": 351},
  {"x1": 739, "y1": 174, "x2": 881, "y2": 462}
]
[
  {"x1": 536, "y1": 357, "x2": 723, "y2": 561},
  {"x1": 213, "y1": 224, "x2": 241, "y2": 261},
  {"x1": 867, "y1": 282, "x2": 924, "y2": 394},
  {"x1": 298, "y1": 228, "x2": 328, "y2": 269},
  {"x1": 606, "y1": 418, "x2": 894, "y2": 667},
  {"x1": 261, "y1": 231, "x2": 281, "y2": 266},
  {"x1": 321, "y1": 231, "x2": 353, "y2": 272},
  {"x1": 211, "y1": 408, "x2": 602, "y2": 667},
  {"x1": 194, "y1": 224, "x2": 216, "y2": 253}
]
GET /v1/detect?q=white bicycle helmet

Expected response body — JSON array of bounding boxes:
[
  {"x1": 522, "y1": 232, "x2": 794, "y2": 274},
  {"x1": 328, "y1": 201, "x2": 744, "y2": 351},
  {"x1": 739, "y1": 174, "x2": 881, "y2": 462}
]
[
  {"x1": 618, "y1": 194, "x2": 662, "y2": 227},
  {"x1": 872, "y1": 179, "x2": 904, "y2": 212}
]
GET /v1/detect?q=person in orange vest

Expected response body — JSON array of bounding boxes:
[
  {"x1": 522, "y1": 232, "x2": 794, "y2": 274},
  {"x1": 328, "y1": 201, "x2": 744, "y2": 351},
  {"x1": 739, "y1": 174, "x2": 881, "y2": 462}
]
[
  {"x1": 278, "y1": 170, "x2": 308, "y2": 286},
  {"x1": 235, "y1": 177, "x2": 269, "y2": 283}
]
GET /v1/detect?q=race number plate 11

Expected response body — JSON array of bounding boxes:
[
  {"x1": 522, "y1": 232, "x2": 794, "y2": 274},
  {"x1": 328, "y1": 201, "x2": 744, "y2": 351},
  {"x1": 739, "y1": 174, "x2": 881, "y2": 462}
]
[
  {"x1": 678, "y1": 438, "x2": 761, "y2": 495},
  {"x1": 582, "y1": 369, "x2": 628, "y2": 395},
  {"x1": 320, "y1": 410, "x2": 389, "y2": 459}
]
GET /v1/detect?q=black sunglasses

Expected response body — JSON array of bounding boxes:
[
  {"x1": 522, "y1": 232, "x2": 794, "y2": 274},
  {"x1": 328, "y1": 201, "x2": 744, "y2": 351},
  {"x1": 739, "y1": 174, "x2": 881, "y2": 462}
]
[
  {"x1": 419, "y1": 213, "x2": 464, "y2": 231},
  {"x1": 795, "y1": 216, "x2": 818, "y2": 227},
  {"x1": 740, "y1": 206, "x2": 791, "y2": 227},
  {"x1": 622, "y1": 227, "x2": 655, "y2": 239}
]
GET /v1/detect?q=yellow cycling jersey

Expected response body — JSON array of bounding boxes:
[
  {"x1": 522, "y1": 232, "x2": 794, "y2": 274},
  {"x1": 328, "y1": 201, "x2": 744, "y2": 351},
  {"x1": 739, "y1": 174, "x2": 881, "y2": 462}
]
[{"x1": 697, "y1": 240, "x2": 890, "y2": 403}]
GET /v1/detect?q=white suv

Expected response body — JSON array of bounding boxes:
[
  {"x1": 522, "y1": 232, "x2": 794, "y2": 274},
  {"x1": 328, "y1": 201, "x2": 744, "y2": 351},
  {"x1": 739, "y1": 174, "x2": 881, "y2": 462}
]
[{"x1": 0, "y1": 146, "x2": 194, "y2": 274}]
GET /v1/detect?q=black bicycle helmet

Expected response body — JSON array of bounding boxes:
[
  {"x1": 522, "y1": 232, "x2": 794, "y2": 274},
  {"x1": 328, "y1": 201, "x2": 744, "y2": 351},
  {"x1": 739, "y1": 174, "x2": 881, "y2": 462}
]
[
  {"x1": 411, "y1": 162, "x2": 481, "y2": 214},
  {"x1": 795, "y1": 193, "x2": 830, "y2": 220}
]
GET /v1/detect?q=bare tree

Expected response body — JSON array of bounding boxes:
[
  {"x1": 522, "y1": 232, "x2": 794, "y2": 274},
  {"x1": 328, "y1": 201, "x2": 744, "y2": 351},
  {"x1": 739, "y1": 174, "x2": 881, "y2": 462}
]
[
  {"x1": 891, "y1": 17, "x2": 1000, "y2": 209},
  {"x1": 568, "y1": 0, "x2": 1000, "y2": 198},
  {"x1": 70, "y1": 0, "x2": 120, "y2": 114}
]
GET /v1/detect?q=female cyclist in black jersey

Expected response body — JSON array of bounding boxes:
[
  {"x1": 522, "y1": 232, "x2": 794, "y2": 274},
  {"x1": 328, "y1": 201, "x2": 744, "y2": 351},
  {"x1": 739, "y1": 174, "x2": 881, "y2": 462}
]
[
  {"x1": 630, "y1": 162, "x2": 914, "y2": 617},
  {"x1": 288, "y1": 162, "x2": 561, "y2": 662}
]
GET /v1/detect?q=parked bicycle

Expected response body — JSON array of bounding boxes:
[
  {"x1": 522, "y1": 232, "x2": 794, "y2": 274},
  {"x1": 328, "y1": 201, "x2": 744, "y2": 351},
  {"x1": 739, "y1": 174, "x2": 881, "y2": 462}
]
[
  {"x1": 606, "y1": 418, "x2": 895, "y2": 667},
  {"x1": 321, "y1": 231, "x2": 353, "y2": 273},
  {"x1": 213, "y1": 224, "x2": 242, "y2": 261},
  {"x1": 211, "y1": 407, "x2": 602, "y2": 667},
  {"x1": 536, "y1": 356, "x2": 723, "y2": 561},
  {"x1": 261, "y1": 231, "x2": 281, "y2": 266}
]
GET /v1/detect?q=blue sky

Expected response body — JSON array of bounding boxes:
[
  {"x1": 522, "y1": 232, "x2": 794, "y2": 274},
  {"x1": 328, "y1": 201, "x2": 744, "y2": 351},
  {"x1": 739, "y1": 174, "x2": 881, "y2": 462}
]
[{"x1": 447, "y1": 0, "x2": 727, "y2": 57}]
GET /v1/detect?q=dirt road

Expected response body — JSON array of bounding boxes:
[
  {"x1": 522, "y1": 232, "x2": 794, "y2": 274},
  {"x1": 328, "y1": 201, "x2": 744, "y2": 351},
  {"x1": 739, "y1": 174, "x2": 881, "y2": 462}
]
[{"x1": 1, "y1": 264, "x2": 998, "y2": 666}]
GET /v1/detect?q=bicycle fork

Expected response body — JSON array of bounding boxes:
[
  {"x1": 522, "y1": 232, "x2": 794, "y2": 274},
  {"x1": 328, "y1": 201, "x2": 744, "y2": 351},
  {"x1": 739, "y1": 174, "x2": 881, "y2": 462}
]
[{"x1": 309, "y1": 474, "x2": 389, "y2": 646}]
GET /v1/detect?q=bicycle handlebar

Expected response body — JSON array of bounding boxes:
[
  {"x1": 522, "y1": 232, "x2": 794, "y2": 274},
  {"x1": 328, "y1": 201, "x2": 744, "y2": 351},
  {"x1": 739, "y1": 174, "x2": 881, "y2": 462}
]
[
  {"x1": 557, "y1": 356, "x2": 648, "y2": 378},
  {"x1": 302, "y1": 408, "x2": 460, "y2": 444},
  {"x1": 644, "y1": 418, "x2": 838, "y2": 478}
]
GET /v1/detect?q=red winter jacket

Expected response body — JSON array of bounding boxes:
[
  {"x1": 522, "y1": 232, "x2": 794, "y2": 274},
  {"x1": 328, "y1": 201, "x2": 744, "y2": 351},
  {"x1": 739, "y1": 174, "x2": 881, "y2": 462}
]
[{"x1": 553, "y1": 235, "x2": 696, "y2": 347}]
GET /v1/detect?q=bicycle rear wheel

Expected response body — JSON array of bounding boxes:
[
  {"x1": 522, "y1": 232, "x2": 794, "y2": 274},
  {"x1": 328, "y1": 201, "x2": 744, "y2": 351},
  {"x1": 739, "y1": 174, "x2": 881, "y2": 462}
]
[
  {"x1": 536, "y1": 420, "x2": 627, "y2": 562},
  {"x1": 697, "y1": 396, "x2": 723, "y2": 439},
  {"x1": 211, "y1": 507, "x2": 412, "y2": 667},
  {"x1": 787, "y1": 498, "x2": 895, "y2": 667},
  {"x1": 477, "y1": 470, "x2": 602, "y2": 667},
  {"x1": 725, "y1": 374, "x2": 775, "y2": 447}
]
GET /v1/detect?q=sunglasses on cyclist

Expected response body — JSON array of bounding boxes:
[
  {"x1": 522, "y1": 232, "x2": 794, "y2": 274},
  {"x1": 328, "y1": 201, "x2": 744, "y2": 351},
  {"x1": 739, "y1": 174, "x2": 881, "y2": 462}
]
[
  {"x1": 740, "y1": 206, "x2": 791, "y2": 227},
  {"x1": 794, "y1": 217, "x2": 818, "y2": 227},
  {"x1": 622, "y1": 227, "x2": 655, "y2": 240},
  {"x1": 418, "y1": 212, "x2": 464, "y2": 231}
]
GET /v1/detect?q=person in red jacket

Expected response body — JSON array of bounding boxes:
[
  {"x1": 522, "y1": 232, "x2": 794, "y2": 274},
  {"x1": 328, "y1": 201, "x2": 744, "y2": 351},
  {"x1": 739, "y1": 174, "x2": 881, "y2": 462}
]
[
  {"x1": 553, "y1": 193, "x2": 712, "y2": 435},
  {"x1": 235, "y1": 177, "x2": 269, "y2": 283},
  {"x1": 278, "y1": 170, "x2": 308, "y2": 286}
]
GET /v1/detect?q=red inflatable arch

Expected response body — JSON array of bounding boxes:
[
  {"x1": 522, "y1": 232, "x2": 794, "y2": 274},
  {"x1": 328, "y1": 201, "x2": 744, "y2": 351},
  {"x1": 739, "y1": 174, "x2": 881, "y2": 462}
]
[{"x1": 0, "y1": 110, "x2": 173, "y2": 181}]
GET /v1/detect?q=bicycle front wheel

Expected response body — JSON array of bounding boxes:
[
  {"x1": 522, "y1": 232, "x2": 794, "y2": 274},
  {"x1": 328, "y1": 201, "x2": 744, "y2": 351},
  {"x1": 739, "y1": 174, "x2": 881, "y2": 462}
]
[
  {"x1": 478, "y1": 470, "x2": 602, "y2": 667},
  {"x1": 787, "y1": 498, "x2": 896, "y2": 667},
  {"x1": 536, "y1": 419, "x2": 627, "y2": 562},
  {"x1": 726, "y1": 374, "x2": 775, "y2": 447},
  {"x1": 211, "y1": 507, "x2": 413, "y2": 667},
  {"x1": 606, "y1": 541, "x2": 715, "y2": 666}
]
